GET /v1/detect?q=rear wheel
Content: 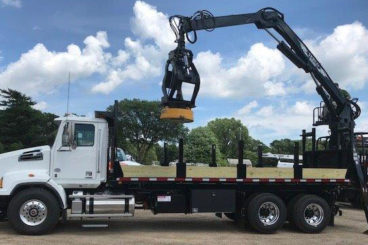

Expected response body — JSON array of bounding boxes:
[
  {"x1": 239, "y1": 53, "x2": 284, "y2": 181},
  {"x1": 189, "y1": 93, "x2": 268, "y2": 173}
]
[
  {"x1": 287, "y1": 194, "x2": 303, "y2": 225},
  {"x1": 247, "y1": 193, "x2": 286, "y2": 233},
  {"x1": 7, "y1": 188, "x2": 60, "y2": 235},
  {"x1": 291, "y1": 195, "x2": 330, "y2": 233}
]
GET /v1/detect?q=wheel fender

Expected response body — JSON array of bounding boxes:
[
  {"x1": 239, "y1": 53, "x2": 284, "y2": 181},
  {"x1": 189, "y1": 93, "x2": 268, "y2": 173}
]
[
  {"x1": 1, "y1": 170, "x2": 66, "y2": 209},
  {"x1": 46, "y1": 179, "x2": 67, "y2": 209}
]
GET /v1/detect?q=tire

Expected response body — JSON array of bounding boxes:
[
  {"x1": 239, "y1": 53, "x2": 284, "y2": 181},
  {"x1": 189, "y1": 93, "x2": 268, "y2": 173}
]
[
  {"x1": 224, "y1": 212, "x2": 236, "y2": 221},
  {"x1": 291, "y1": 194, "x2": 331, "y2": 233},
  {"x1": 7, "y1": 188, "x2": 60, "y2": 235},
  {"x1": 237, "y1": 193, "x2": 258, "y2": 227},
  {"x1": 287, "y1": 194, "x2": 304, "y2": 225},
  {"x1": 247, "y1": 193, "x2": 286, "y2": 233}
]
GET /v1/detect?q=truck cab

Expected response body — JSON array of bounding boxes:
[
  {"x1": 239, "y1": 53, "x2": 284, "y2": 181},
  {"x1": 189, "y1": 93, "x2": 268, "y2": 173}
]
[
  {"x1": 0, "y1": 114, "x2": 136, "y2": 235},
  {"x1": 0, "y1": 116, "x2": 109, "y2": 196},
  {"x1": 51, "y1": 116, "x2": 109, "y2": 188}
]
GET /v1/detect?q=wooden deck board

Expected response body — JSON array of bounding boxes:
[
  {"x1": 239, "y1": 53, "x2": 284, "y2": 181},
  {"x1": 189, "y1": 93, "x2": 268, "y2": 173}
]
[
  {"x1": 121, "y1": 165, "x2": 347, "y2": 179},
  {"x1": 303, "y1": 168, "x2": 347, "y2": 179}
]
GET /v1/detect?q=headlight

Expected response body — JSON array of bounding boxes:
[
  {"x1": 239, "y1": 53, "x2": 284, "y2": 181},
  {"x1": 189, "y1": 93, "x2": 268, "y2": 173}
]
[{"x1": 0, "y1": 177, "x2": 3, "y2": 189}]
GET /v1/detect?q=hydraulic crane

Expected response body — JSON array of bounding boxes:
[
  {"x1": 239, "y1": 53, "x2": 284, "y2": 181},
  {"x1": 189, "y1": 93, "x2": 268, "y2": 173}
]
[{"x1": 160, "y1": 7, "x2": 368, "y2": 224}]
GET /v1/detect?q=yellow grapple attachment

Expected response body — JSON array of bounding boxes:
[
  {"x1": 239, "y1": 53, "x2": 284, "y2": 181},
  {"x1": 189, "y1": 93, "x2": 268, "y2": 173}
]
[{"x1": 160, "y1": 107, "x2": 193, "y2": 123}]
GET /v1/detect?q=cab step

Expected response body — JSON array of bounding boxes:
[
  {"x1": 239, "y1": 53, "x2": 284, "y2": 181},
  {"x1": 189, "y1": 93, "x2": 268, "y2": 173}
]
[{"x1": 81, "y1": 223, "x2": 109, "y2": 228}]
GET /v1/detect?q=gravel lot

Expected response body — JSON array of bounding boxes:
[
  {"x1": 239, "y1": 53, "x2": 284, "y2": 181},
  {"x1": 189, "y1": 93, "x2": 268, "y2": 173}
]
[{"x1": 0, "y1": 207, "x2": 367, "y2": 245}]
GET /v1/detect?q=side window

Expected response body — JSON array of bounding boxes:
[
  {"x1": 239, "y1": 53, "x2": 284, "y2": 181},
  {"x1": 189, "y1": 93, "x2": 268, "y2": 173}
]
[{"x1": 74, "y1": 124, "x2": 95, "y2": 146}]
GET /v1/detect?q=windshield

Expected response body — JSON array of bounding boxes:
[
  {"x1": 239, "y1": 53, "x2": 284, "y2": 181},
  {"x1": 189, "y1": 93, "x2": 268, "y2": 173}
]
[{"x1": 116, "y1": 148, "x2": 127, "y2": 161}]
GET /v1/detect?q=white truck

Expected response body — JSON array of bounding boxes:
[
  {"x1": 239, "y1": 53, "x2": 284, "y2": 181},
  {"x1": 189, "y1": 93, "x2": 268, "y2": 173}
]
[
  {"x1": 1, "y1": 7, "x2": 367, "y2": 235},
  {"x1": 0, "y1": 103, "x2": 364, "y2": 235}
]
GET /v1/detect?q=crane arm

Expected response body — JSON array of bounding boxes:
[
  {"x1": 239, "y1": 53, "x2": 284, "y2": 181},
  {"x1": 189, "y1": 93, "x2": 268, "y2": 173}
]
[{"x1": 178, "y1": 8, "x2": 347, "y2": 114}]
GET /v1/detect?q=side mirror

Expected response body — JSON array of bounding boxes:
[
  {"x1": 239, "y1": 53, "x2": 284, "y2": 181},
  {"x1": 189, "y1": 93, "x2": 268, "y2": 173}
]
[{"x1": 62, "y1": 122, "x2": 74, "y2": 147}]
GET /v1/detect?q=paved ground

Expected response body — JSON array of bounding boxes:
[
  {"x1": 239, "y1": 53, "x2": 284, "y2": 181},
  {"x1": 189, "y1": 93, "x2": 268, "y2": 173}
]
[{"x1": 0, "y1": 207, "x2": 367, "y2": 245}]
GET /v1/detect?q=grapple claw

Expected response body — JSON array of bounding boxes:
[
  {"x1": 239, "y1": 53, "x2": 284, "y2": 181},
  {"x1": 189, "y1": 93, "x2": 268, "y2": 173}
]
[{"x1": 160, "y1": 45, "x2": 200, "y2": 123}]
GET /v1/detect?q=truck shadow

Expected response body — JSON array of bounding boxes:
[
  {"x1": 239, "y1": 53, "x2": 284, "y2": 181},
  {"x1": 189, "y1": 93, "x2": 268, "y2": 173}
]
[
  {"x1": 52, "y1": 217, "x2": 304, "y2": 235},
  {"x1": 0, "y1": 218, "x2": 352, "y2": 236}
]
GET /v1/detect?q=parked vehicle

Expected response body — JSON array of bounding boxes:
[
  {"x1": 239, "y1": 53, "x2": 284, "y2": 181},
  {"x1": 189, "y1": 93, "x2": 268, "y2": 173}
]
[
  {"x1": 262, "y1": 153, "x2": 302, "y2": 168},
  {"x1": 116, "y1": 148, "x2": 141, "y2": 166}
]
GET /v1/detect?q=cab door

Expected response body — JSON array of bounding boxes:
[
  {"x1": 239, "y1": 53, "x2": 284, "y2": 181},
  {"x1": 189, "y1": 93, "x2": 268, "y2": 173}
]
[{"x1": 52, "y1": 121, "x2": 100, "y2": 187}]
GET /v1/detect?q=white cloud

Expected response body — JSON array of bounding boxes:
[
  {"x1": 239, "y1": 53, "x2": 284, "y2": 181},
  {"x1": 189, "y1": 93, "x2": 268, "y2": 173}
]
[
  {"x1": 264, "y1": 81, "x2": 286, "y2": 96},
  {"x1": 111, "y1": 50, "x2": 130, "y2": 67},
  {"x1": 255, "y1": 105, "x2": 274, "y2": 117},
  {"x1": 91, "y1": 1, "x2": 175, "y2": 94},
  {"x1": 291, "y1": 101, "x2": 315, "y2": 116},
  {"x1": 0, "y1": 31, "x2": 111, "y2": 95},
  {"x1": 305, "y1": 22, "x2": 368, "y2": 90},
  {"x1": 238, "y1": 100, "x2": 258, "y2": 115},
  {"x1": 356, "y1": 117, "x2": 368, "y2": 133},
  {"x1": 193, "y1": 22, "x2": 368, "y2": 99},
  {"x1": 130, "y1": 1, "x2": 174, "y2": 49},
  {"x1": 32, "y1": 101, "x2": 47, "y2": 111},
  {"x1": 1, "y1": 1, "x2": 368, "y2": 100},
  {"x1": 0, "y1": 1, "x2": 176, "y2": 96},
  {"x1": 1, "y1": 0, "x2": 21, "y2": 8},
  {"x1": 355, "y1": 100, "x2": 368, "y2": 133},
  {"x1": 235, "y1": 97, "x2": 366, "y2": 145},
  {"x1": 193, "y1": 43, "x2": 286, "y2": 98},
  {"x1": 301, "y1": 79, "x2": 316, "y2": 94},
  {"x1": 235, "y1": 100, "x2": 326, "y2": 143}
]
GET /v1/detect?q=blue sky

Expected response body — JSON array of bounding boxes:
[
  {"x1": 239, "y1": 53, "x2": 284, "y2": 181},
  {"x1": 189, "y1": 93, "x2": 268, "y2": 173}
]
[{"x1": 0, "y1": 0, "x2": 368, "y2": 144}]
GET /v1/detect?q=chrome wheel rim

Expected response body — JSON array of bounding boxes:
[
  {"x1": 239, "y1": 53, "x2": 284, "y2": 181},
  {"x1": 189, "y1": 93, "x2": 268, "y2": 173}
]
[
  {"x1": 258, "y1": 202, "x2": 280, "y2": 226},
  {"x1": 304, "y1": 203, "x2": 324, "y2": 226},
  {"x1": 19, "y1": 199, "x2": 48, "y2": 226}
]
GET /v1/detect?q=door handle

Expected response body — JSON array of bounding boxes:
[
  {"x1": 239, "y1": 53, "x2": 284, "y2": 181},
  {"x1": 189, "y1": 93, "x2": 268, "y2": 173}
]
[
  {"x1": 85, "y1": 171, "x2": 93, "y2": 178},
  {"x1": 54, "y1": 168, "x2": 61, "y2": 173}
]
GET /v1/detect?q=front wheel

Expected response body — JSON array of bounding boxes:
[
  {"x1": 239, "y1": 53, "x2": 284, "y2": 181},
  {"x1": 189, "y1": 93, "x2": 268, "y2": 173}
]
[{"x1": 7, "y1": 188, "x2": 60, "y2": 235}]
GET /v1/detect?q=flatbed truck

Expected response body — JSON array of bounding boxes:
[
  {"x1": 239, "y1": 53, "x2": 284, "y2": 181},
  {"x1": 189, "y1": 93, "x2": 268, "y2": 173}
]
[
  {"x1": 0, "y1": 104, "x2": 361, "y2": 235},
  {"x1": 0, "y1": 7, "x2": 368, "y2": 235}
]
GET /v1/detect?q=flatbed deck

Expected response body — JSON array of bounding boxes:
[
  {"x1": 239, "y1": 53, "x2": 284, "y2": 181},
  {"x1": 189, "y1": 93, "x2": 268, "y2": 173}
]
[
  {"x1": 120, "y1": 165, "x2": 348, "y2": 181},
  {"x1": 117, "y1": 176, "x2": 350, "y2": 184}
]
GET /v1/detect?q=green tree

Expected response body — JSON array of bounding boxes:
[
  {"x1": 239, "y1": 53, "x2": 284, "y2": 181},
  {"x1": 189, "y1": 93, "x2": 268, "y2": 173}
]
[
  {"x1": 303, "y1": 138, "x2": 313, "y2": 152},
  {"x1": 207, "y1": 118, "x2": 249, "y2": 159},
  {"x1": 144, "y1": 146, "x2": 158, "y2": 164},
  {"x1": 270, "y1": 138, "x2": 313, "y2": 155},
  {"x1": 184, "y1": 127, "x2": 226, "y2": 165},
  {"x1": 244, "y1": 150, "x2": 258, "y2": 166},
  {"x1": 0, "y1": 89, "x2": 58, "y2": 152},
  {"x1": 206, "y1": 118, "x2": 269, "y2": 165},
  {"x1": 156, "y1": 143, "x2": 179, "y2": 164},
  {"x1": 8, "y1": 142, "x2": 24, "y2": 151},
  {"x1": 113, "y1": 99, "x2": 188, "y2": 164},
  {"x1": 270, "y1": 138, "x2": 295, "y2": 154},
  {"x1": 247, "y1": 136, "x2": 270, "y2": 152}
]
